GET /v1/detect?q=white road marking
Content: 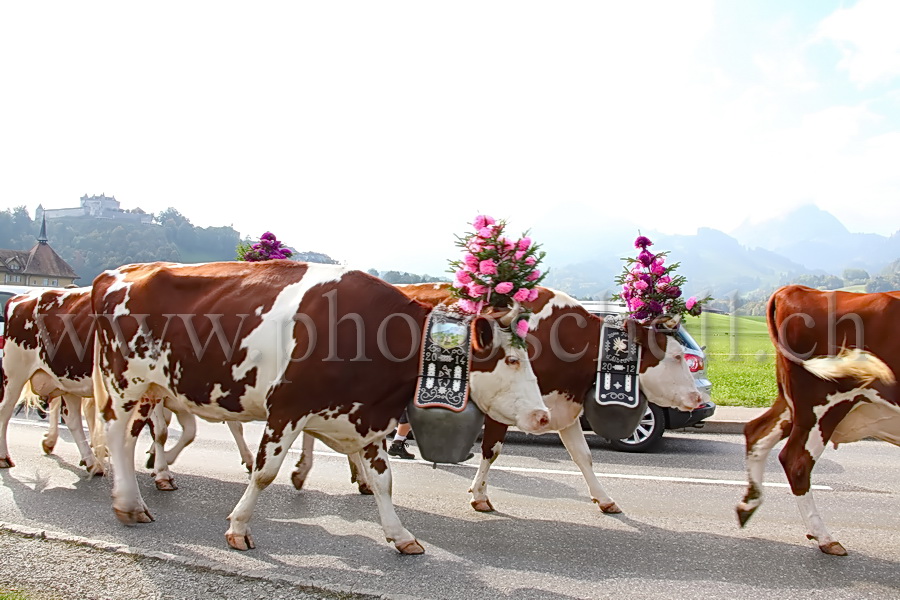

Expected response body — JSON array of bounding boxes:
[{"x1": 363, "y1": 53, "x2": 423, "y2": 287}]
[
  {"x1": 10, "y1": 418, "x2": 832, "y2": 491},
  {"x1": 292, "y1": 448, "x2": 833, "y2": 491}
]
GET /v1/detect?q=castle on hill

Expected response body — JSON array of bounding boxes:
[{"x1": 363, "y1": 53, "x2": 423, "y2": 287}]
[{"x1": 36, "y1": 194, "x2": 153, "y2": 224}]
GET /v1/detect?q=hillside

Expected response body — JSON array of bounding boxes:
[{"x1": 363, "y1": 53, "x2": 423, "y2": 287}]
[{"x1": 0, "y1": 207, "x2": 336, "y2": 284}]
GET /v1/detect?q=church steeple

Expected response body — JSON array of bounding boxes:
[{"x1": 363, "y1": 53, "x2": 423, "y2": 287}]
[{"x1": 38, "y1": 214, "x2": 48, "y2": 245}]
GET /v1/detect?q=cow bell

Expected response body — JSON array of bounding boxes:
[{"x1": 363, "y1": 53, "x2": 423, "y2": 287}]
[
  {"x1": 582, "y1": 388, "x2": 648, "y2": 441},
  {"x1": 406, "y1": 400, "x2": 484, "y2": 464}
]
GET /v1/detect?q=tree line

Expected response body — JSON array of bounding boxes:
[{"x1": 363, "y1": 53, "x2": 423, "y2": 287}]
[{"x1": 0, "y1": 206, "x2": 333, "y2": 285}]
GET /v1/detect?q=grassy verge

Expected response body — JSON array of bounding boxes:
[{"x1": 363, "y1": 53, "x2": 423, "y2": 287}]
[
  {"x1": 1, "y1": 591, "x2": 30, "y2": 600},
  {"x1": 682, "y1": 312, "x2": 777, "y2": 408}
]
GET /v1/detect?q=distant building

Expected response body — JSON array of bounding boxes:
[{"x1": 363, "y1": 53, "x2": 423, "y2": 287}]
[
  {"x1": 36, "y1": 193, "x2": 153, "y2": 224},
  {"x1": 0, "y1": 217, "x2": 79, "y2": 287}
]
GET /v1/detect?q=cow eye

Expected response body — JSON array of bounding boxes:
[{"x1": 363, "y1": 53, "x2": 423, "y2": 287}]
[{"x1": 505, "y1": 355, "x2": 520, "y2": 366}]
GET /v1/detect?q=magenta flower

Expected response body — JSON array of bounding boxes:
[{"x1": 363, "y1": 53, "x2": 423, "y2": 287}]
[
  {"x1": 513, "y1": 288, "x2": 531, "y2": 302},
  {"x1": 455, "y1": 270, "x2": 473, "y2": 285},
  {"x1": 478, "y1": 227, "x2": 493, "y2": 239},
  {"x1": 468, "y1": 283, "x2": 489, "y2": 296},
  {"x1": 634, "y1": 280, "x2": 649, "y2": 291},
  {"x1": 651, "y1": 262, "x2": 666, "y2": 276},
  {"x1": 526, "y1": 269, "x2": 541, "y2": 282},
  {"x1": 515, "y1": 319, "x2": 529, "y2": 339},
  {"x1": 686, "y1": 297, "x2": 697, "y2": 310},
  {"x1": 495, "y1": 281, "x2": 514, "y2": 294},
  {"x1": 478, "y1": 259, "x2": 497, "y2": 275},
  {"x1": 473, "y1": 215, "x2": 495, "y2": 230},
  {"x1": 634, "y1": 235, "x2": 653, "y2": 249},
  {"x1": 638, "y1": 250, "x2": 654, "y2": 267},
  {"x1": 464, "y1": 253, "x2": 479, "y2": 269},
  {"x1": 514, "y1": 249, "x2": 526, "y2": 260},
  {"x1": 518, "y1": 237, "x2": 531, "y2": 251},
  {"x1": 525, "y1": 256, "x2": 536, "y2": 266},
  {"x1": 527, "y1": 288, "x2": 540, "y2": 302},
  {"x1": 457, "y1": 299, "x2": 479, "y2": 314}
]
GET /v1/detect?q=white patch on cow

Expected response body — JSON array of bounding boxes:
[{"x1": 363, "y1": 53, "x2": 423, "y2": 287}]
[
  {"x1": 528, "y1": 288, "x2": 581, "y2": 330},
  {"x1": 811, "y1": 387, "x2": 900, "y2": 447},
  {"x1": 209, "y1": 383, "x2": 228, "y2": 405},
  {"x1": 254, "y1": 306, "x2": 263, "y2": 317},
  {"x1": 101, "y1": 269, "x2": 134, "y2": 319},
  {"x1": 542, "y1": 390, "x2": 582, "y2": 431},
  {"x1": 231, "y1": 263, "x2": 347, "y2": 390}
]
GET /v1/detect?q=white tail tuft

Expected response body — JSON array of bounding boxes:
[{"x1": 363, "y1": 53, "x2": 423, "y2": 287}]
[{"x1": 802, "y1": 348, "x2": 896, "y2": 387}]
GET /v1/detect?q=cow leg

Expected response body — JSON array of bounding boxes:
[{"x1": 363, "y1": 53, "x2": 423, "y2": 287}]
[
  {"x1": 779, "y1": 419, "x2": 847, "y2": 556},
  {"x1": 558, "y1": 420, "x2": 620, "y2": 514},
  {"x1": 226, "y1": 421, "x2": 254, "y2": 473},
  {"x1": 290, "y1": 432, "x2": 317, "y2": 490},
  {"x1": 469, "y1": 417, "x2": 509, "y2": 512},
  {"x1": 148, "y1": 405, "x2": 178, "y2": 491},
  {"x1": 354, "y1": 443, "x2": 423, "y2": 555},
  {"x1": 226, "y1": 421, "x2": 304, "y2": 551},
  {"x1": 108, "y1": 400, "x2": 154, "y2": 525},
  {"x1": 161, "y1": 408, "x2": 198, "y2": 467},
  {"x1": 0, "y1": 374, "x2": 32, "y2": 468},
  {"x1": 737, "y1": 397, "x2": 791, "y2": 527},
  {"x1": 41, "y1": 397, "x2": 62, "y2": 454},
  {"x1": 347, "y1": 451, "x2": 374, "y2": 495},
  {"x1": 58, "y1": 394, "x2": 103, "y2": 476}
]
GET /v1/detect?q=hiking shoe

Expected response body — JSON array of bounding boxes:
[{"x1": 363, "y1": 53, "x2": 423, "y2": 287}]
[{"x1": 388, "y1": 439, "x2": 415, "y2": 460}]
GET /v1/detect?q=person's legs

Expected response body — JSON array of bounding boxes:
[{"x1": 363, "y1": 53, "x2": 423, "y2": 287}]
[{"x1": 388, "y1": 411, "x2": 415, "y2": 459}]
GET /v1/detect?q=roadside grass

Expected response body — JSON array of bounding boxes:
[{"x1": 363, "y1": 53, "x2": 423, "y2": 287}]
[
  {"x1": 0, "y1": 591, "x2": 30, "y2": 600},
  {"x1": 682, "y1": 312, "x2": 777, "y2": 408}
]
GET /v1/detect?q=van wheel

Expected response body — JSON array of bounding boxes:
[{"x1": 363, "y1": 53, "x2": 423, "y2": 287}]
[{"x1": 608, "y1": 404, "x2": 665, "y2": 452}]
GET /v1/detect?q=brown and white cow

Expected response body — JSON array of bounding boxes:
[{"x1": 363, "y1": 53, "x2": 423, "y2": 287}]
[
  {"x1": 290, "y1": 283, "x2": 703, "y2": 514},
  {"x1": 737, "y1": 285, "x2": 899, "y2": 555},
  {"x1": 0, "y1": 287, "x2": 104, "y2": 474},
  {"x1": 0, "y1": 287, "x2": 237, "y2": 487},
  {"x1": 91, "y1": 261, "x2": 551, "y2": 554}
]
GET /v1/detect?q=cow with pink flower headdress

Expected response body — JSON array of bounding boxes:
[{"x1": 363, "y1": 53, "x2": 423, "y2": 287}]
[{"x1": 289, "y1": 225, "x2": 704, "y2": 516}]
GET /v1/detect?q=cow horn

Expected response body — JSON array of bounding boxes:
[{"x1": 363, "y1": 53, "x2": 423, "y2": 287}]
[{"x1": 496, "y1": 301, "x2": 522, "y2": 327}]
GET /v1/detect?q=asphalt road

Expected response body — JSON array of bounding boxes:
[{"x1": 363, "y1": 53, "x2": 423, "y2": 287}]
[{"x1": 1, "y1": 414, "x2": 898, "y2": 600}]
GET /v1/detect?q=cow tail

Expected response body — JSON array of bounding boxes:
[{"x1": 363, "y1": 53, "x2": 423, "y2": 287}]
[
  {"x1": 90, "y1": 331, "x2": 109, "y2": 464},
  {"x1": 802, "y1": 348, "x2": 896, "y2": 387}
]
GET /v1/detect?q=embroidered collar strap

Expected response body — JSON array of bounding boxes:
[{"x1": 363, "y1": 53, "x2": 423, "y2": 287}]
[
  {"x1": 413, "y1": 308, "x2": 472, "y2": 412},
  {"x1": 594, "y1": 314, "x2": 642, "y2": 408}
]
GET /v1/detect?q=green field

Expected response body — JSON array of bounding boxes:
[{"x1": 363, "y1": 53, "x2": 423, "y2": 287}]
[{"x1": 682, "y1": 313, "x2": 777, "y2": 408}]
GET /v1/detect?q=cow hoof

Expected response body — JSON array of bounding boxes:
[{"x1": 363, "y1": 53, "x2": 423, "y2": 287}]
[
  {"x1": 86, "y1": 463, "x2": 105, "y2": 477},
  {"x1": 42, "y1": 440, "x2": 56, "y2": 455},
  {"x1": 290, "y1": 471, "x2": 305, "y2": 490},
  {"x1": 819, "y1": 541, "x2": 848, "y2": 556},
  {"x1": 114, "y1": 507, "x2": 153, "y2": 525},
  {"x1": 155, "y1": 479, "x2": 178, "y2": 491},
  {"x1": 395, "y1": 539, "x2": 425, "y2": 555},
  {"x1": 736, "y1": 506, "x2": 756, "y2": 528},
  {"x1": 0, "y1": 457, "x2": 14, "y2": 469},
  {"x1": 137, "y1": 510, "x2": 154, "y2": 524},
  {"x1": 358, "y1": 483, "x2": 374, "y2": 495},
  {"x1": 471, "y1": 499, "x2": 495, "y2": 513},
  {"x1": 596, "y1": 501, "x2": 622, "y2": 514},
  {"x1": 226, "y1": 532, "x2": 255, "y2": 551}
]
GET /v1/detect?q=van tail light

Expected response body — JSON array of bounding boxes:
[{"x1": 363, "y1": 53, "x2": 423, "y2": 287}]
[{"x1": 684, "y1": 352, "x2": 703, "y2": 373}]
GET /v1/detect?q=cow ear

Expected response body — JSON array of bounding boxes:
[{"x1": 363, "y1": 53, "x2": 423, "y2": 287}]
[{"x1": 471, "y1": 316, "x2": 495, "y2": 354}]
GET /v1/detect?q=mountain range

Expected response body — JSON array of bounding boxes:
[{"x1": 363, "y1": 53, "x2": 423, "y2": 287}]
[{"x1": 535, "y1": 204, "x2": 900, "y2": 299}]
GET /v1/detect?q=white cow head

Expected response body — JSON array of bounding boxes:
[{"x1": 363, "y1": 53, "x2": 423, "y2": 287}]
[
  {"x1": 468, "y1": 307, "x2": 551, "y2": 434},
  {"x1": 639, "y1": 337, "x2": 704, "y2": 411}
]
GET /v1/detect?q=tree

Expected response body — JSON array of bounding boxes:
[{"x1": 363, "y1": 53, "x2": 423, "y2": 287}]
[{"x1": 842, "y1": 268, "x2": 869, "y2": 284}]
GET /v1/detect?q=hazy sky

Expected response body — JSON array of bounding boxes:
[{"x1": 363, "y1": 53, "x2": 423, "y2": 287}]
[{"x1": 2, "y1": 1, "x2": 898, "y2": 274}]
